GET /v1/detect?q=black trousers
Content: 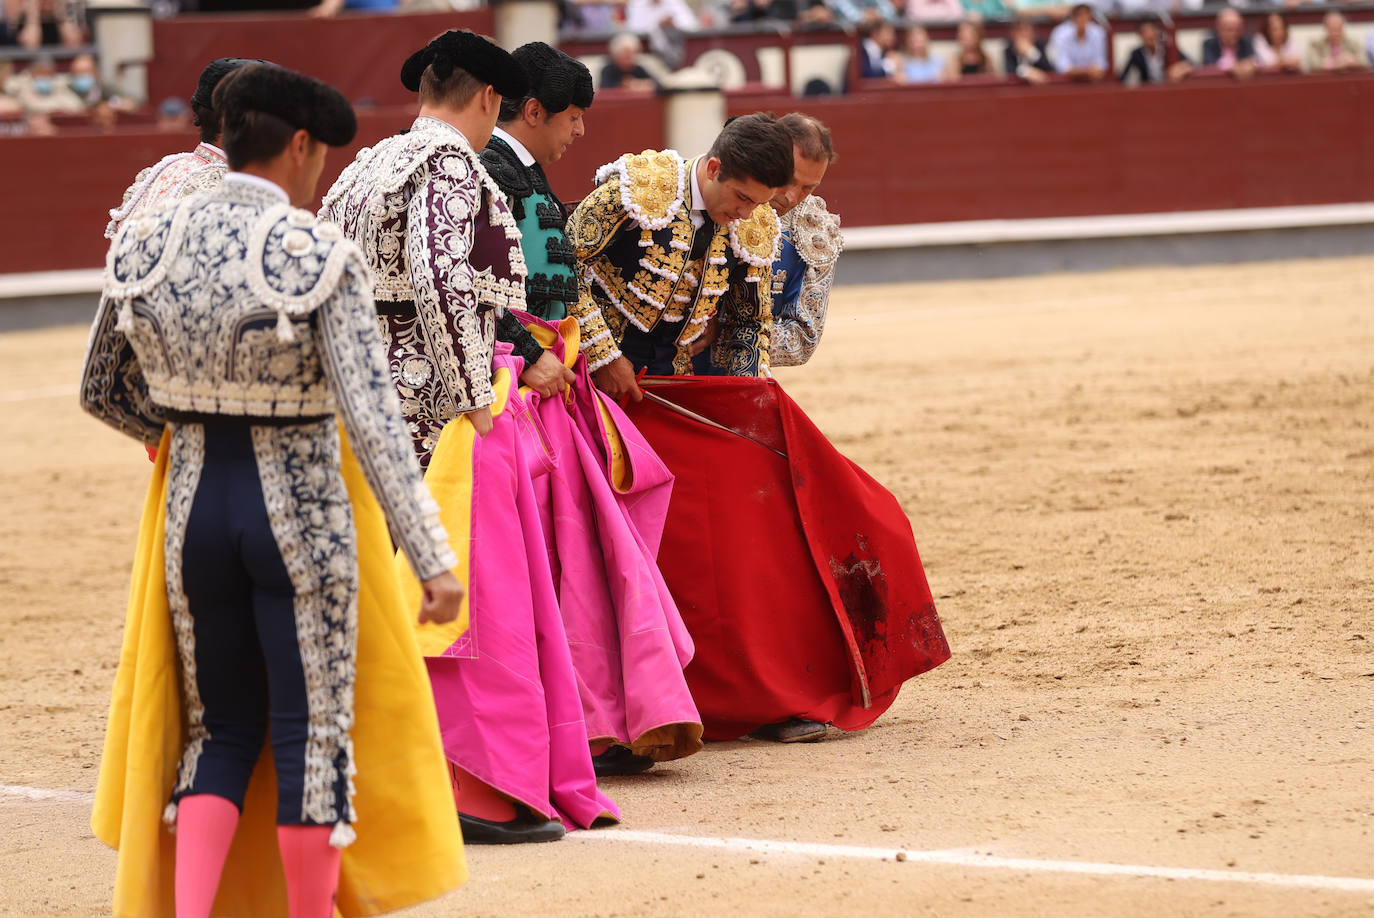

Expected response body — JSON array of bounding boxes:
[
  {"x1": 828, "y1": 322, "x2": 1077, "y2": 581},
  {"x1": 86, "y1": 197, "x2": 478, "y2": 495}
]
[{"x1": 166, "y1": 418, "x2": 356, "y2": 829}]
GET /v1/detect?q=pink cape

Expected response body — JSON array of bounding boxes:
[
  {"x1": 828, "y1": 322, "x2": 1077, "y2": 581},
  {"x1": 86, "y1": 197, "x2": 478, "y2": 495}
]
[
  {"x1": 420, "y1": 354, "x2": 619, "y2": 829},
  {"x1": 518, "y1": 313, "x2": 703, "y2": 761}
]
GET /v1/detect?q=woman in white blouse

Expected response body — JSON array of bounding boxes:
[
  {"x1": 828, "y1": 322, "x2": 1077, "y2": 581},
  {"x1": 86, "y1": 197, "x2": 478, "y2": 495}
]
[{"x1": 1252, "y1": 12, "x2": 1302, "y2": 71}]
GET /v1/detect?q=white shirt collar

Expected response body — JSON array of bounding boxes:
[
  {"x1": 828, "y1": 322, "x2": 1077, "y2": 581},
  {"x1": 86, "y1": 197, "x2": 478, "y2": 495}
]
[
  {"x1": 224, "y1": 172, "x2": 290, "y2": 203},
  {"x1": 492, "y1": 126, "x2": 536, "y2": 168},
  {"x1": 201, "y1": 141, "x2": 225, "y2": 159},
  {"x1": 689, "y1": 156, "x2": 706, "y2": 214}
]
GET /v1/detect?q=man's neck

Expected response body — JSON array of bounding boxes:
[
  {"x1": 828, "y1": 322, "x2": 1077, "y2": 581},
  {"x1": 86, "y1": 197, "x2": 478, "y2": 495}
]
[
  {"x1": 418, "y1": 103, "x2": 483, "y2": 149},
  {"x1": 495, "y1": 123, "x2": 541, "y2": 167}
]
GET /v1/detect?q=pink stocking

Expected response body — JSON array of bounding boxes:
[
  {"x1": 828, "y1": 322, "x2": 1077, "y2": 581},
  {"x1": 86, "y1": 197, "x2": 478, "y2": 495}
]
[
  {"x1": 175, "y1": 794, "x2": 241, "y2": 918},
  {"x1": 277, "y1": 825, "x2": 341, "y2": 918},
  {"x1": 449, "y1": 761, "x2": 517, "y2": 822}
]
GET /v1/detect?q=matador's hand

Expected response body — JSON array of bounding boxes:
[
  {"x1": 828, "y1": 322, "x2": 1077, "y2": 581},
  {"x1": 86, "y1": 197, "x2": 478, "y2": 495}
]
[
  {"x1": 418, "y1": 571, "x2": 464, "y2": 625},
  {"x1": 521, "y1": 351, "x2": 576, "y2": 399},
  {"x1": 464, "y1": 406, "x2": 494, "y2": 437},
  {"x1": 592, "y1": 356, "x2": 642, "y2": 402}
]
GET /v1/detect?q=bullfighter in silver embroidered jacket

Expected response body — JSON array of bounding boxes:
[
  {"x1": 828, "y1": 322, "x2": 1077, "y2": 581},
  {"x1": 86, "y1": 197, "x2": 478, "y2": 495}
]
[
  {"x1": 321, "y1": 33, "x2": 530, "y2": 467},
  {"x1": 104, "y1": 58, "x2": 258, "y2": 238},
  {"x1": 78, "y1": 67, "x2": 462, "y2": 908},
  {"x1": 767, "y1": 114, "x2": 841, "y2": 368}
]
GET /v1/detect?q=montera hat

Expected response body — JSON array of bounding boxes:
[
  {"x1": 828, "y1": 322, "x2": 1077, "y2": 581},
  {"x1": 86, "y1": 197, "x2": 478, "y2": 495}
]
[
  {"x1": 400, "y1": 30, "x2": 528, "y2": 98},
  {"x1": 511, "y1": 42, "x2": 593, "y2": 112},
  {"x1": 215, "y1": 64, "x2": 357, "y2": 147},
  {"x1": 190, "y1": 57, "x2": 257, "y2": 111}
]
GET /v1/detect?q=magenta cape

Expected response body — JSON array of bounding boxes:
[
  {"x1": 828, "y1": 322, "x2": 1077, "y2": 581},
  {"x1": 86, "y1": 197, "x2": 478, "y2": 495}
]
[
  {"x1": 518, "y1": 314, "x2": 702, "y2": 761},
  {"x1": 410, "y1": 361, "x2": 618, "y2": 829},
  {"x1": 624, "y1": 376, "x2": 951, "y2": 740}
]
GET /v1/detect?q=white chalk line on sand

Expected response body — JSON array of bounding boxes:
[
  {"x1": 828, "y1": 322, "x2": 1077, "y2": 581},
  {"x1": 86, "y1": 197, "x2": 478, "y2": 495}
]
[
  {"x1": 0, "y1": 783, "x2": 94, "y2": 804},
  {"x1": 0, "y1": 384, "x2": 77, "y2": 404},
  {"x1": 8, "y1": 785, "x2": 1374, "y2": 896},
  {"x1": 570, "y1": 829, "x2": 1374, "y2": 895}
]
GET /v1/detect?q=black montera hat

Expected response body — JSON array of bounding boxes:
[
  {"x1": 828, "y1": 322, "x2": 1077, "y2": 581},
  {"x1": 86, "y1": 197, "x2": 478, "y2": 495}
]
[
  {"x1": 216, "y1": 64, "x2": 357, "y2": 147},
  {"x1": 190, "y1": 58, "x2": 256, "y2": 110},
  {"x1": 511, "y1": 42, "x2": 594, "y2": 112},
  {"x1": 400, "y1": 30, "x2": 528, "y2": 99}
]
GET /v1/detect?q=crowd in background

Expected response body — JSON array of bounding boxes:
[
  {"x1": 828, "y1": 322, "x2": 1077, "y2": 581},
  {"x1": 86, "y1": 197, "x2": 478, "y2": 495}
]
[{"x1": 1, "y1": 0, "x2": 1372, "y2": 135}]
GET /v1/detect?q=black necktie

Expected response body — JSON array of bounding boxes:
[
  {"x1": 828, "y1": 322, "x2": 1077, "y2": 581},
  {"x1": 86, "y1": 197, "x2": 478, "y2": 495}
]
[{"x1": 689, "y1": 216, "x2": 715, "y2": 260}]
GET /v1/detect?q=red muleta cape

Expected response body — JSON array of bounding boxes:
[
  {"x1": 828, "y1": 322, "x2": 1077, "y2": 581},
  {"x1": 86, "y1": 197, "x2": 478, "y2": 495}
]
[{"x1": 624, "y1": 376, "x2": 951, "y2": 740}]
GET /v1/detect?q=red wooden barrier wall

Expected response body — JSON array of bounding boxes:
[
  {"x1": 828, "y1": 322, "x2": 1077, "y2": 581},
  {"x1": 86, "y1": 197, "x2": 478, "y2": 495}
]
[
  {"x1": 0, "y1": 92, "x2": 665, "y2": 274},
  {"x1": 147, "y1": 9, "x2": 494, "y2": 109},
  {"x1": 4, "y1": 73, "x2": 1373, "y2": 273}
]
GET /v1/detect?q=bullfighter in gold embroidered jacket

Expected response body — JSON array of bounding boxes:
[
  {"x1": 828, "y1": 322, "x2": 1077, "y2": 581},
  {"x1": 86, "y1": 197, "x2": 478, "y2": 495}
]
[{"x1": 566, "y1": 114, "x2": 796, "y2": 400}]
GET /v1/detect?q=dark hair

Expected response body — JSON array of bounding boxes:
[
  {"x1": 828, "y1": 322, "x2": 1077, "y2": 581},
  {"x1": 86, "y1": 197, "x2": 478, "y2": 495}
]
[
  {"x1": 420, "y1": 65, "x2": 486, "y2": 109},
  {"x1": 190, "y1": 98, "x2": 217, "y2": 144},
  {"x1": 708, "y1": 113, "x2": 793, "y2": 188},
  {"x1": 222, "y1": 109, "x2": 300, "y2": 170},
  {"x1": 778, "y1": 112, "x2": 836, "y2": 165},
  {"x1": 1071, "y1": 2, "x2": 1092, "y2": 15}
]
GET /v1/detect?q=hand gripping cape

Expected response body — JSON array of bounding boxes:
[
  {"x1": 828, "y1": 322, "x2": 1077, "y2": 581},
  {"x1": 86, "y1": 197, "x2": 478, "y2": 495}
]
[
  {"x1": 624, "y1": 377, "x2": 951, "y2": 739},
  {"x1": 91, "y1": 430, "x2": 465, "y2": 917}
]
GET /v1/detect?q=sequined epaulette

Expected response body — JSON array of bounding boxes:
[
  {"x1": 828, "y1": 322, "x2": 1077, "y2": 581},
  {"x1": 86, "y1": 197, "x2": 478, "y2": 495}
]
[
  {"x1": 247, "y1": 207, "x2": 368, "y2": 341},
  {"x1": 728, "y1": 202, "x2": 782, "y2": 276},
  {"x1": 480, "y1": 136, "x2": 534, "y2": 220},
  {"x1": 784, "y1": 194, "x2": 843, "y2": 272},
  {"x1": 105, "y1": 200, "x2": 187, "y2": 299},
  {"x1": 594, "y1": 149, "x2": 688, "y2": 232}
]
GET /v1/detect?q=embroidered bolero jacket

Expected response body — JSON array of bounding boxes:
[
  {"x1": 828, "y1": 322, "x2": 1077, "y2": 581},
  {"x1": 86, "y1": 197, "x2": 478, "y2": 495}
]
[
  {"x1": 79, "y1": 179, "x2": 457, "y2": 581},
  {"x1": 320, "y1": 116, "x2": 528, "y2": 415},
  {"x1": 771, "y1": 194, "x2": 843, "y2": 367},
  {"x1": 567, "y1": 149, "x2": 781, "y2": 377},
  {"x1": 105, "y1": 142, "x2": 228, "y2": 239}
]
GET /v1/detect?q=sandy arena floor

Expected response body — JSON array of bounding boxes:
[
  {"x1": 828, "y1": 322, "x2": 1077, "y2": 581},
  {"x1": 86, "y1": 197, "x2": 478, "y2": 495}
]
[{"x1": 1, "y1": 256, "x2": 1372, "y2": 917}]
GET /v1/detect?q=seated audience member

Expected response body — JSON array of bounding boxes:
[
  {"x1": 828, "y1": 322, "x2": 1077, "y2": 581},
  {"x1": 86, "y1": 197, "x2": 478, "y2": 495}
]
[
  {"x1": 601, "y1": 32, "x2": 659, "y2": 90},
  {"x1": 1119, "y1": 16, "x2": 1190, "y2": 84},
  {"x1": 156, "y1": 96, "x2": 192, "y2": 131},
  {"x1": 7, "y1": 54, "x2": 83, "y2": 114},
  {"x1": 1251, "y1": 12, "x2": 1300, "y2": 71},
  {"x1": 906, "y1": 0, "x2": 962, "y2": 21},
  {"x1": 1004, "y1": 17, "x2": 1052, "y2": 84},
  {"x1": 1201, "y1": 8, "x2": 1255, "y2": 79},
  {"x1": 89, "y1": 96, "x2": 117, "y2": 132},
  {"x1": 625, "y1": 0, "x2": 697, "y2": 31},
  {"x1": 1305, "y1": 11, "x2": 1366, "y2": 73},
  {"x1": 960, "y1": 0, "x2": 1011, "y2": 19},
  {"x1": 859, "y1": 19, "x2": 898, "y2": 78},
  {"x1": 1048, "y1": 3, "x2": 1108, "y2": 82},
  {"x1": 830, "y1": 0, "x2": 897, "y2": 25},
  {"x1": 11, "y1": 0, "x2": 83, "y2": 50},
  {"x1": 0, "y1": 63, "x2": 18, "y2": 114},
  {"x1": 564, "y1": 0, "x2": 627, "y2": 33},
  {"x1": 941, "y1": 19, "x2": 992, "y2": 81},
  {"x1": 898, "y1": 25, "x2": 945, "y2": 83},
  {"x1": 65, "y1": 52, "x2": 134, "y2": 113}
]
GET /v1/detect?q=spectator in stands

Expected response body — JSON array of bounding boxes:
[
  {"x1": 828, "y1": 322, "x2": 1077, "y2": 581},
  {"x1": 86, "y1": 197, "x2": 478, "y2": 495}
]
[
  {"x1": 0, "y1": 62, "x2": 18, "y2": 115},
  {"x1": 960, "y1": 0, "x2": 1011, "y2": 21},
  {"x1": 858, "y1": 19, "x2": 898, "y2": 78},
  {"x1": 626, "y1": 0, "x2": 697, "y2": 32},
  {"x1": 7, "y1": 53, "x2": 83, "y2": 113},
  {"x1": 157, "y1": 96, "x2": 192, "y2": 131},
  {"x1": 1305, "y1": 11, "x2": 1366, "y2": 74},
  {"x1": 1119, "y1": 16, "x2": 1190, "y2": 84},
  {"x1": 1048, "y1": 4, "x2": 1107, "y2": 82},
  {"x1": 8, "y1": 0, "x2": 83, "y2": 50},
  {"x1": 830, "y1": 0, "x2": 897, "y2": 26},
  {"x1": 626, "y1": 0, "x2": 697, "y2": 69},
  {"x1": 896, "y1": 25, "x2": 945, "y2": 83},
  {"x1": 1367, "y1": 29, "x2": 1374, "y2": 69},
  {"x1": 564, "y1": 0, "x2": 628, "y2": 34},
  {"x1": 1004, "y1": 17, "x2": 1052, "y2": 84},
  {"x1": 906, "y1": 0, "x2": 962, "y2": 22},
  {"x1": 601, "y1": 32, "x2": 659, "y2": 91},
  {"x1": 67, "y1": 52, "x2": 99, "y2": 105},
  {"x1": 1252, "y1": 12, "x2": 1301, "y2": 72},
  {"x1": 1201, "y1": 8, "x2": 1255, "y2": 80},
  {"x1": 941, "y1": 19, "x2": 992, "y2": 81}
]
